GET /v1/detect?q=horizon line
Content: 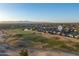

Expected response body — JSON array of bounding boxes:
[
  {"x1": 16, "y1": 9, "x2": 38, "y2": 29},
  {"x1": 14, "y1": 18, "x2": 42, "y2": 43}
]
[{"x1": 0, "y1": 21, "x2": 79, "y2": 23}]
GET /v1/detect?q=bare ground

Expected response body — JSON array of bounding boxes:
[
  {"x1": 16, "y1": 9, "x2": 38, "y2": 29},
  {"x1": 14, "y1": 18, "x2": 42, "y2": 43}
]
[{"x1": 0, "y1": 31, "x2": 78, "y2": 56}]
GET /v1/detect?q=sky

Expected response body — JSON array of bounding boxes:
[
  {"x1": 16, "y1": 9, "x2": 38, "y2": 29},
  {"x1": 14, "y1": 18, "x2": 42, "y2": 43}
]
[{"x1": 0, "y1": 3, "x2": 79, "y2": 22}]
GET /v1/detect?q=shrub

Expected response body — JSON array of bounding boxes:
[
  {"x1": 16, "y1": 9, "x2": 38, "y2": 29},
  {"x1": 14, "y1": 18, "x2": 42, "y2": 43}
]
[
  {"x1": 11, "y1": 34, "x2": 23, "y2": 38},
  {"x1": 19, "y1": 48, "x2": 28, "y2": 56},
  {"x1": 52, "y1": 36, "x2": 60, "y2": 40}
]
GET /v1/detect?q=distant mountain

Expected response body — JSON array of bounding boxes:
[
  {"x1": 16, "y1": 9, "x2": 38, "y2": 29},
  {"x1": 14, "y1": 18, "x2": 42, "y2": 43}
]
[
  {"x1": 0, "y1": 21, "x2": 52, "y2": 24},
  {"x1": 0, "y1": 21, "x2": 79, "y2": 24},
  {"x1": 0, "y1": 21, "x2": 32, "y2": 24}
]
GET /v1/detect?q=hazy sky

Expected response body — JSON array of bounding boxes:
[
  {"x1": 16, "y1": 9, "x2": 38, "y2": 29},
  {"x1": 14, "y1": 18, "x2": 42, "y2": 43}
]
[{"x1": 0, "y1": 3, "x2": 79, "y2": 22}]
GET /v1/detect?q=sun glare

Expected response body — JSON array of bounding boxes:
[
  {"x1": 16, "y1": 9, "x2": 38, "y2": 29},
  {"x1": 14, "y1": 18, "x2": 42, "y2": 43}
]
[{"x1": 0, "y1": 10, "x2": 9, "y2": 21}]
